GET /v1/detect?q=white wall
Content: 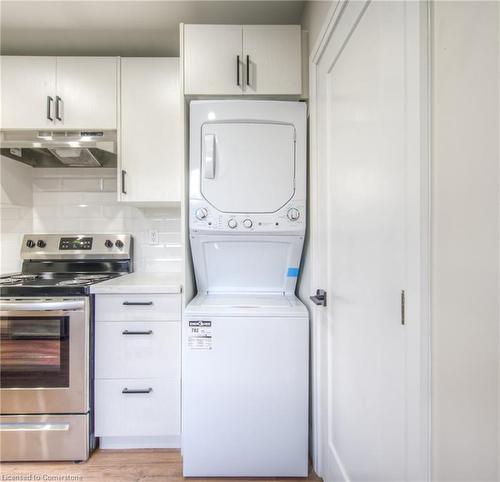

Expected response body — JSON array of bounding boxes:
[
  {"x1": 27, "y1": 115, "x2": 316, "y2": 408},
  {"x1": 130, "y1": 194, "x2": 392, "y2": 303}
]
[
  {"x1": 0, "y1": 161, "x2": 182, "y2": 274},
  {"x1": 431, "y1": 2, "x2": 499, "y2": 480},
  {"x1": 0, "y1": 156, "x2": 33, "y2": 273},
  {"x1": 301, "y1": 1, "x2": 333, "y2": 54}
]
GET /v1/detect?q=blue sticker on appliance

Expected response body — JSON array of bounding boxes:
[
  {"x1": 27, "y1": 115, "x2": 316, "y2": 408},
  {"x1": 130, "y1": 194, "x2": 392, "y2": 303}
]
[{"x1": 287, "y1": 267, "x2": 299, "y2": 277}]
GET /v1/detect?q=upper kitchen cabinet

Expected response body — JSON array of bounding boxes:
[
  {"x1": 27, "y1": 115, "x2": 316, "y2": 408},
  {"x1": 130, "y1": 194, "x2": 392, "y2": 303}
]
[
  {"x1": 119, "y1": 58, "x2": 181, "y2": 205},
  {"x1": 183, "y1": 25, "x2": 243, "y2": 96},
  {"x1": 55, "y1": 57, "x2": 118, "y2": 130},
  {"x1": 0, "y1": 56, "x2": 118, "y2": 130},
  {"x1": 182, "y1": 24, "x2": 302, "y2": 96},
  {"x1": 1, "y1": 56, "x2": 57, "y2": 129}
]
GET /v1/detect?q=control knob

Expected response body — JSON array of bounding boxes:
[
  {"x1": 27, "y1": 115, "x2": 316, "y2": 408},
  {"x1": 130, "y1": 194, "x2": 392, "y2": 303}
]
[
  {"x1": 195, "y1": 208, "x2": 208, "y2": 220},
  {"x1": 36, "y1": 240, "x2": 46, "y2": 248},
  {"x1": 287, "y1": 208, "x2": 300, "y2": 221},
  {"x1": 115, "y1": 240, "x2": 124, "y2": 249},
  {"x1": 26, "y1": 239, "x2": 35, "y2": 248},
  {"x1": 104, "y1": 240, "x2": 113, "y2": 248},
  {"x1": 243, "y1": 219, "x2": 253, "y2": 228},
  {"x1": 228, "y1": 218, "x2": 238, "y2": 229}
]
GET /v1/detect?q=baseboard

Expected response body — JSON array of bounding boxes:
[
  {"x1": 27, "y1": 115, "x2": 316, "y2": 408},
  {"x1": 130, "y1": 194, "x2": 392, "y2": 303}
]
[{"x1": 98, "y1": 435, "x2": 181, "y2": 449}]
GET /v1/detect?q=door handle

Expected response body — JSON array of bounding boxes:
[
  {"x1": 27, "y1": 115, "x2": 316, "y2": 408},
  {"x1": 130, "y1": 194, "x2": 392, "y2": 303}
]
[
  {"x1": 310, "y1": 289, "x2": 327, "y2": 306},
  {"x1": 246, "y1": 55, "x2": 250, "y2": 86},
  {"x1": 122, "y1": 388, "x2": 152, "y2": 394},
  {"x1": 204, "y1": 134, "x2": 215, "y2": 179},
  {"x1": 121, "y1": 170, "x2": 127, "y2": 195},
  {"x1": 46, "y1": 96, "x2": 54, "y2": 121},
  {"x1": 55, "y1": 96, "x2": 62, "y2": 121},
  {"x1": 122, "y1": 330, "x2": 153, "y2": 335}
]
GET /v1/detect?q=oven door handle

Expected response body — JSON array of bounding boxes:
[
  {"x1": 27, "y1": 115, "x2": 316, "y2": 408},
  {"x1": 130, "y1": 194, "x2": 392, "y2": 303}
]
[{"x1": 0, "y1": 300, "x2": 85, "y2": 312}]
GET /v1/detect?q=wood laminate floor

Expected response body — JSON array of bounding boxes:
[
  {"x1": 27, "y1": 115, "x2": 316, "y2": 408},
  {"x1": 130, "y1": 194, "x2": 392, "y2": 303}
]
[{"x1": 0, "y1": 449, "x2": 322, "y2": 482}]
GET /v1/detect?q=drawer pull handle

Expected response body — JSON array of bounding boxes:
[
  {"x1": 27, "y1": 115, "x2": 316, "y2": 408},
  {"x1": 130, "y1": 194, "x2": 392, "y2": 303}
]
[
  {"x1": 122, "y1": 330, "x2": 153, "y2": 335},
  {"x1": 122, "y1": 301, "x2": 154, "y2": 306},
  {"x1": 122, "y1": 387, "x2": 152, "y2": 394}
]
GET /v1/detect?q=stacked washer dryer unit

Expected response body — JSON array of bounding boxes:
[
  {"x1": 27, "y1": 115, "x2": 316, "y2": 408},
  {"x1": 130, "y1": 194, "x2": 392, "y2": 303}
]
[{"x1": 183, "y1": 100, "x2": 308, "y2": 476}]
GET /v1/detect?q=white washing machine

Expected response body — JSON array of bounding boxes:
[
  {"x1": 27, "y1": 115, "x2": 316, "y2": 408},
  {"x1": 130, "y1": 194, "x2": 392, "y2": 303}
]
[{"x1": 183, "y1": 100, "x2": 308, "y2": 477}]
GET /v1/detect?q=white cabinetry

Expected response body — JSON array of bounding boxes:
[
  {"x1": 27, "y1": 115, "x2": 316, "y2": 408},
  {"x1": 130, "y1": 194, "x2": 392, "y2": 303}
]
[
  {"x1": 55, "y1": 57, "x2": 118, "y2": 129},
  {"x1": 1, "y1": 56, "x2": 56, "y2": 129},
  {"x1": 119, "y1": 58, "x2": 181, "y2": 205},
  {"x1": 0, "y1": 56, "x2": 118, "y2": 130},
  {"x1": 94, "y1": 293, "x2": 181, "y2": 449},
  {"x1": 183, "y1": 25, "x2": 301, "y2": 96}
]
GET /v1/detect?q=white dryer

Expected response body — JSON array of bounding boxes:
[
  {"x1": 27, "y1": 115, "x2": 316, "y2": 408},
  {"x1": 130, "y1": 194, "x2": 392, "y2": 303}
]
[{"x1": 183, "y1": 100, "x2": 308, "y2": 477}]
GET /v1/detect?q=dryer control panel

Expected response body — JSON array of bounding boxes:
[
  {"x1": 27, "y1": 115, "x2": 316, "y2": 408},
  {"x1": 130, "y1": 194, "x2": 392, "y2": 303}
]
[{"x1": 190, "y1": 200, "x2": 306, "y2": 234}]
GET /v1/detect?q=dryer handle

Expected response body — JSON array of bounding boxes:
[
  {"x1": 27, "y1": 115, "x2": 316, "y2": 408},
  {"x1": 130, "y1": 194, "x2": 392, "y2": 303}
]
[{"x1": 203, "y1": 134, "x2": 216, "y2": 179}]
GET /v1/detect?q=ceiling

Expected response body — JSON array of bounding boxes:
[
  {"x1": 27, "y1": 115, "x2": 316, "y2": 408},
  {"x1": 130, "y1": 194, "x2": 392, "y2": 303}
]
[{"x1": 0, "y1": 0, "x2": 306, "y2": 57}]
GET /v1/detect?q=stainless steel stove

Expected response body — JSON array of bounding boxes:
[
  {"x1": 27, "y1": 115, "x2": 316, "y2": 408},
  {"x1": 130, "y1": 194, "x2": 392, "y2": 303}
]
[{"x1": 0, "y1": 234, "x2": 133, "y2": 462}]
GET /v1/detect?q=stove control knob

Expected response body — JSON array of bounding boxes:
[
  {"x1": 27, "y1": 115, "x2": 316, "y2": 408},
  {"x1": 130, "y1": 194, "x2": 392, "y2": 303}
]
[
  {"x1": 115, "y1": 240, "x2": 124, "y2": 249},
  {"x1": 104, "y1": 240, "x2": 113, "y2": 248},
  {"x1": 26, "y1": 239, "x2": 35, "y2": 248},
  {"x1": 287, "y1": 208, "x2": 300, "y2": 221},
  {"x1": 36, "y1": 240, "x2": 46, "y2": 248},
  {"x1": 195, "y1": 208, "x2": 208, "y2": 220},
  {"x1": 243, "y1": 219, "x2": 253, "y2": 228},
  {"x1": 228, "y1": 218, "x2": 238, "y2": 229}
]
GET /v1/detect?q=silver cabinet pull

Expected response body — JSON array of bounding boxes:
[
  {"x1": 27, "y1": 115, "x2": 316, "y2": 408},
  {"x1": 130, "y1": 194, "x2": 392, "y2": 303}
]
[
  {"x1": 122, "y1": 330, "x2": 153, "y2": 335},
  {"x1": 55, "y1": 96, "x2": 62, "y2": 121},
  {"x1": 122, "y1": 301, "x2": 153, "y2": 306},
  {"x1": 46, "y1": 96, "x2": 54, "y2": 121},
  {"x1": 121, "y1": 170, "x2": 127, "y2": 195},
  {"x1": 122, "y1": 387, "x2": 152, "y2": 394}
]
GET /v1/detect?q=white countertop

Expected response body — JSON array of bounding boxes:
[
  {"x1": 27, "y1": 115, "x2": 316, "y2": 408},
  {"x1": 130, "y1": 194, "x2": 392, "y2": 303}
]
[{"x1": 90, "y1": 272, "x2": 182, "y2": 294}]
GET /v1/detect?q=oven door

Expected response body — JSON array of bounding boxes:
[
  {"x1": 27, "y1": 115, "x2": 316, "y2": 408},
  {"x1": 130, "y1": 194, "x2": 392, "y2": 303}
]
[{"x1": 0, "y1": 298, "x2": 88, "y2": 414}]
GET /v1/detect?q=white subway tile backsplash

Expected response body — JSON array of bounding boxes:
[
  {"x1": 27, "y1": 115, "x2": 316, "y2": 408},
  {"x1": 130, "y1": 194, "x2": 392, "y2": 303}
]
[{"x1": 28, "y1": 169, "x2": 182, "y2": 273}]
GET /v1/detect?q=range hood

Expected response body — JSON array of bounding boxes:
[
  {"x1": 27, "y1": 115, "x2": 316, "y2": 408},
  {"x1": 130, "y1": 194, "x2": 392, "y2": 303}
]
[{"x1": 0, "y1": 130, "x2": 117, "y2": 167}]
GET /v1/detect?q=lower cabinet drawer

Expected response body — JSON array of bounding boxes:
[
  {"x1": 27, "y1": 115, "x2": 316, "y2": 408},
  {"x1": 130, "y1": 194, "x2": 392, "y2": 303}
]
[
  {"x1": 95, "y1": 378, "x2": 180, "y2": 437},
  {"x1": 95, "y1": 294, "x2": 181, "y2": 321},
  {"x1": 95, "y1": 321, "x2": 180, "y2": 379}
]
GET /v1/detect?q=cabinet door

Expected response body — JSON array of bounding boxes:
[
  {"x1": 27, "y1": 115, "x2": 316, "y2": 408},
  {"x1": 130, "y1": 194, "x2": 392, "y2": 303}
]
[
  {"x1": 55, "y1": 57, "x2": 118, "y2": 129},
  {"x1": 184, "y1": 25, "x2": 243, "y2": 95},
  {"x1": 120, "y1": 58, "x2": 181, "y2": 204},
  {"x1": 243, "y1": 25, "x2": 302, "y2": 95},
  {"x1": 1, "y1": 56, "x2": 56, "y2": 129}
]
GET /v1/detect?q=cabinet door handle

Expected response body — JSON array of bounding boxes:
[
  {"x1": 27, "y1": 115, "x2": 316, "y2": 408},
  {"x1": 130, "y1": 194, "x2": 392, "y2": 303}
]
[
  {"x1": 122, "y1": 387, "x2": 152, "y2": 394},
  {"x1": 122, "y1": 301, "x2": 153, "y2": 306},
  {"x1": 46, "y1": 96, "x2": 54, "y2": 121},
  {"x1": 55, "y1": 96, "x2": 62, "y2": 121},
  {"x1": 121, "y1": 170, "x2": 127, "y2": 195},
  {"x1": 236, "y1": 55, "x2": 240, "y2": 86},
  {"x1": 122, "y1": 330, "x2": 153, "y2": 335},
  {"x1": 246, "y1": 55, "x2": 250, "y2": 86}
]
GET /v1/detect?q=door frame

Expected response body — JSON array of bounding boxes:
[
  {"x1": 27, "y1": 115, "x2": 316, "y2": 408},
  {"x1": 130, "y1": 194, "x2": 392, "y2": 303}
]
[{"x1": 307, "y1": 1, "x2": 431, "y2": 480}]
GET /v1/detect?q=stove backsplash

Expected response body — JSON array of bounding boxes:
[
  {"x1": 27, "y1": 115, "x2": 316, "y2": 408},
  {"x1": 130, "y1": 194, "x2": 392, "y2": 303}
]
[{"x1": 0, "y1": 157, "x2": 181, "y2": 274}]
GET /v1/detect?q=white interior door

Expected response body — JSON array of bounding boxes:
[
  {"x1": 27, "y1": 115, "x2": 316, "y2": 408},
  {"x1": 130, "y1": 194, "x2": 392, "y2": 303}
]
[
  {"x1": 311, "y1": 2, "x2": 429, "y2": 481},
  {"x1": 200, "y1": 122, "x2": 295, "y2": 213}
]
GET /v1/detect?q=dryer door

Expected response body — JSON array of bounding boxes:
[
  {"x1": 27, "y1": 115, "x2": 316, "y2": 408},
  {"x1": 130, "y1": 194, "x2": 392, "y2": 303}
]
[{"x1": 200, "y1": 122, "x2": 296, "y2": 213}]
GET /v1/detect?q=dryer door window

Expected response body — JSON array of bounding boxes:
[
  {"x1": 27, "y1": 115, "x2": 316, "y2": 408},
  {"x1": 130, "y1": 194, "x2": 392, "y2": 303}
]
[{"x1": 200, "y1": 122, "x2": 295, "y2": 213}]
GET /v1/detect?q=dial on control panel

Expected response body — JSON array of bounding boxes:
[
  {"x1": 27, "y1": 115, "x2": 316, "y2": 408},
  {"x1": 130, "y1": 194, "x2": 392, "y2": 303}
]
[
  {"x1": 104, "y1": 240, "x2": 113, "y2": 248},
  {"x1": 228, "y1": 219, "x2": 238, "y2": 229},
  {"x1": 287, "y1": 208, "x2": 300, "y2": 221},
  {"x1": 243, "y1": 219, "x2": 253, "y2": 228},
  {"x1": 195, "y1": 208, "x2": 208, "y2": 220},
  {"x1": 36, "y1": 240, "x2": 46, "y2": 248},
  {"x1": 115, "y1": 240, "x2": 124, "y2": 249},
  {"x1": 26, "y1": 240, "x2": 35, "y2": 248}
]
